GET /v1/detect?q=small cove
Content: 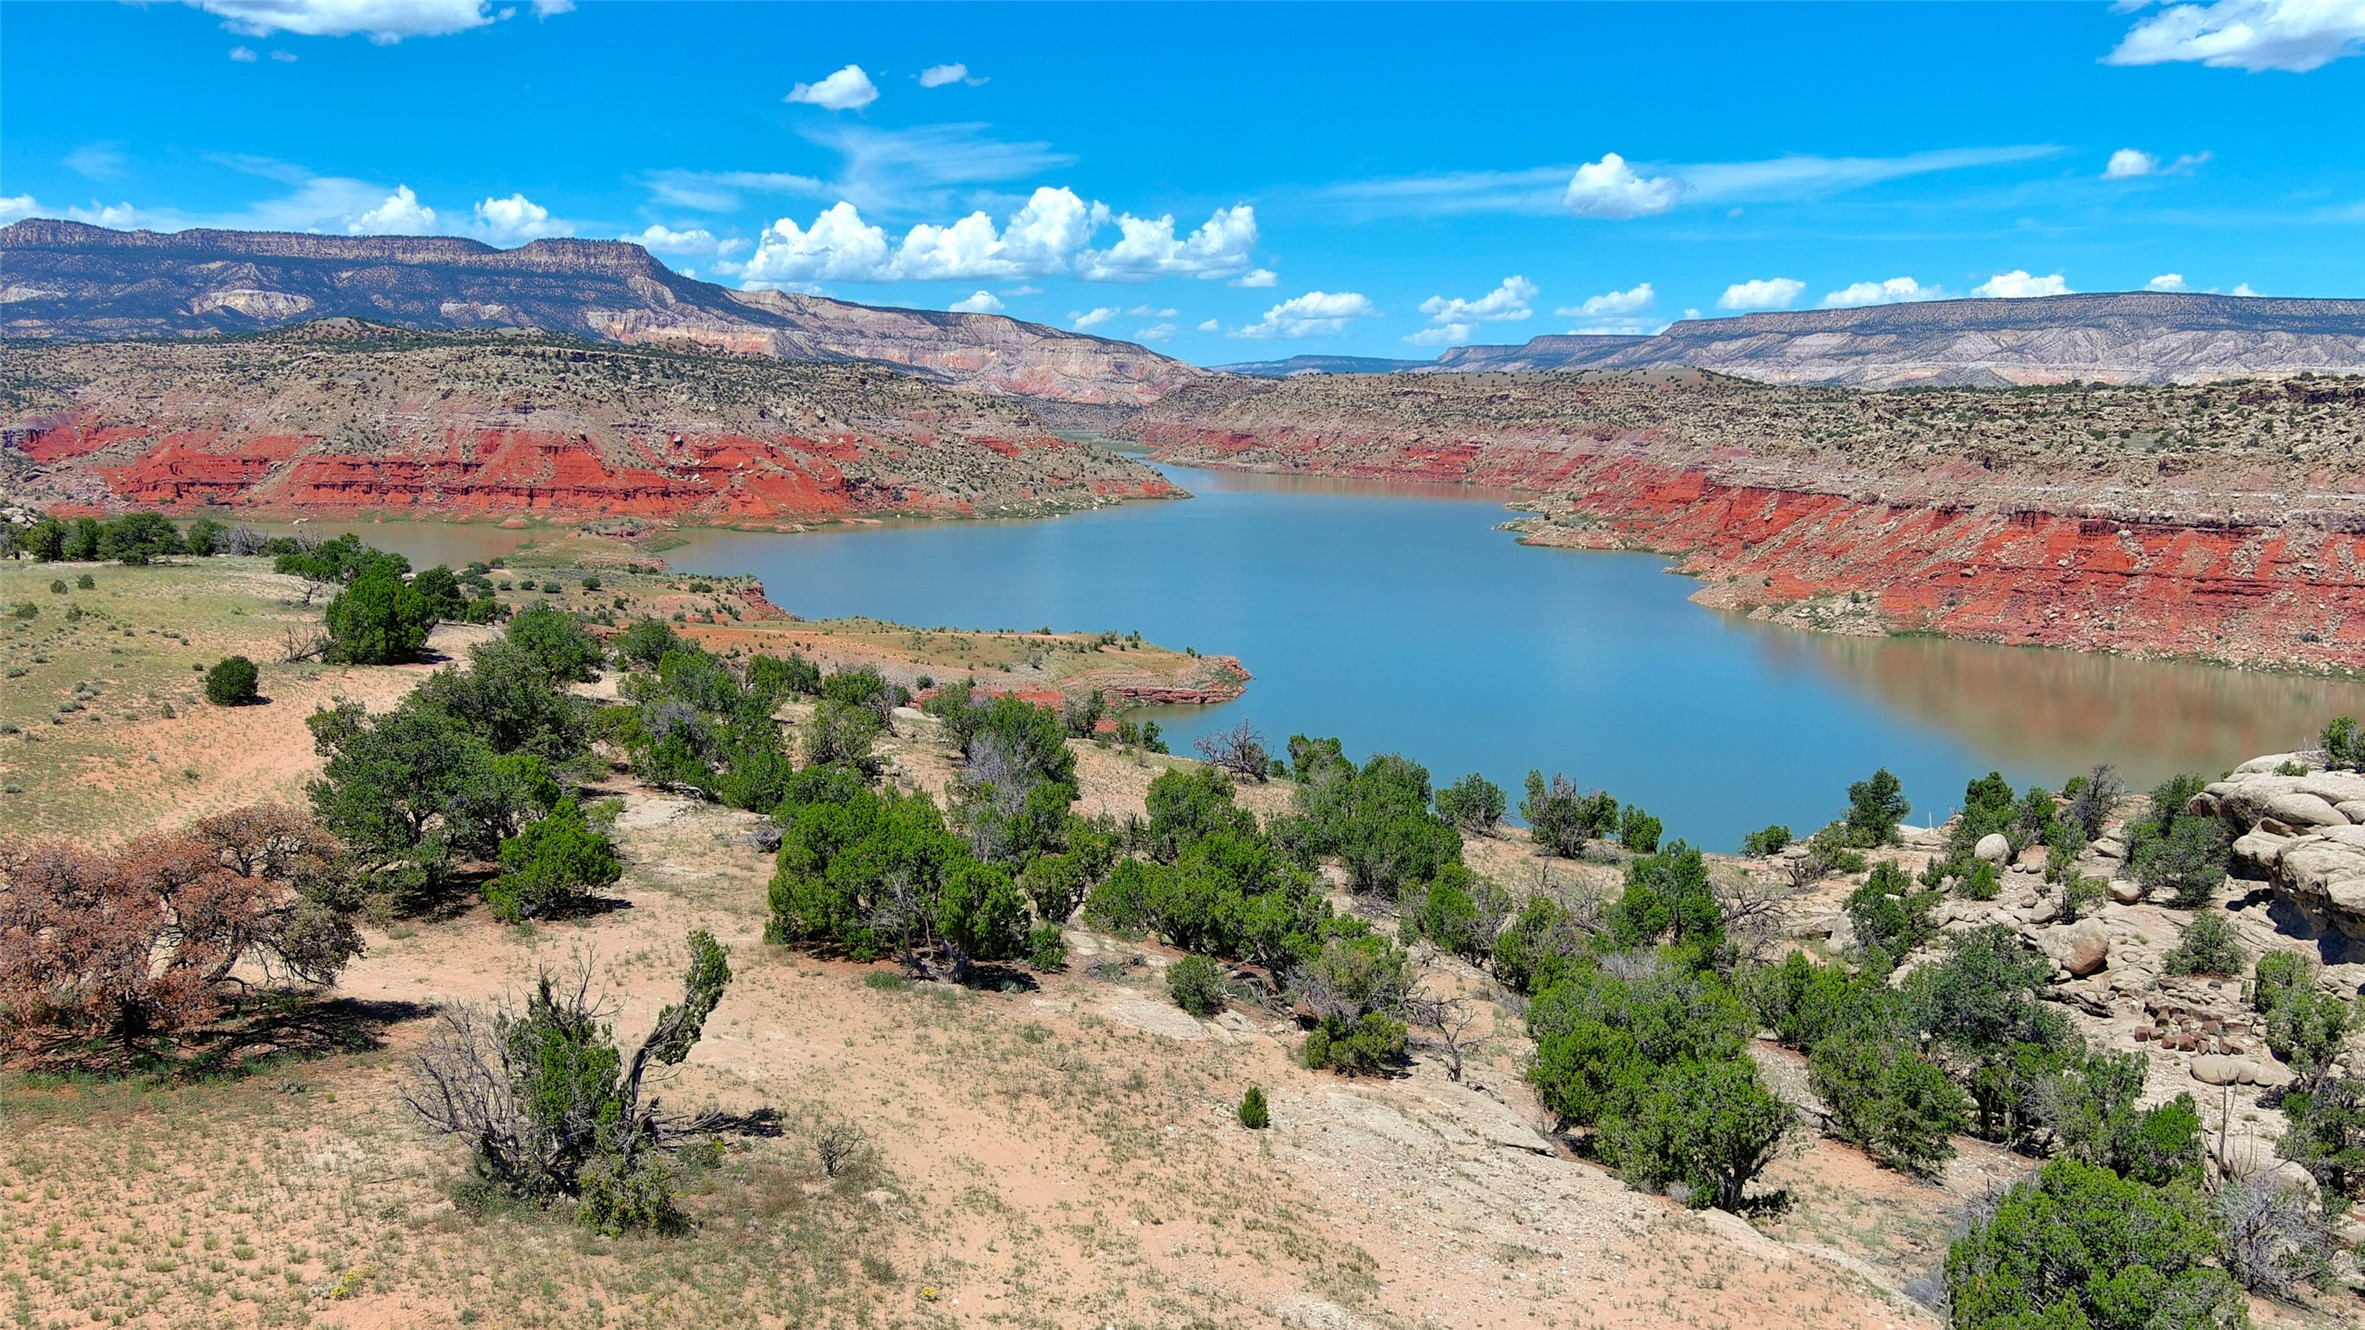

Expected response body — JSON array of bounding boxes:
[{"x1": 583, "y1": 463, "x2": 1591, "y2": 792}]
[{"x1": 274, "y1": 466, "x2": 2365, "y2": 850}]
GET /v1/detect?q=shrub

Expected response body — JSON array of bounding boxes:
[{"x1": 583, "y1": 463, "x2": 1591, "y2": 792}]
[
  {"x1": 1167, "y1": 954, "x2": 1227, "y2": 1016},
  {"x1": 2162, "y1": 911, "x2": 2244, "y2": 977},
  {"x1": 1944, "y1": 1157, "x2": 2241, "y2": 1330},
  {"x1": 1956, "y1": 857, "x2": 2001, "y2": 901},
  {"x1": 74, "y1": 573, "x2": 93, "y2": 590},
  {"x1": 1303, "y1": 1012, "x2": 1407, "y2": 1074},
  {"x1": 1809, "y1": 1027, "x2": 1968, "y2": 1176},
  {"x1": 2134, "y1": 815, "x2": 2231, "y2": 908},
  {"x1": 324, "y1": 564, "x2": 436, "y2": 664},
  {"x1": 1738, "y1": 824, "x2": 1791, "y2": 857},
  {"x1": 1603, "y1": 843, "x2": 1724, "y2": 961},
  {"x1": 1521, "y1": 770, "x2": 1618, "y2": 857},
  {"x1": 0, "y1": 806, "x2": 361, "y2": 1062},
  {"x1": 204, "y1": 655, "x2": 260, "y2": 707},
  {"x1": 487, "y1": 797, "x2": 623, "y2": 922},
  {"x1": 1596, "y1": 1055, "x2": 1792, "y2": 1210},
  {"x1": 48, "y1": 579, "x2": 65, "y2": 595},
  {"x1": 1237, "y1": 1086, "x2": 1270, "y2": 1129},
  {"x1": 2251, "y1": 950, "x2": 2311, "y2": 1013},
  {"x1": 2276, "y1": 1075, "x2": 2365, "y2": 1201},
  {"x1": 1844, "y1": 860, "x2": 1938, "y2": 961},
  {"x1": 2046, "y1": 1053, "x2": 2205, "y2": 1188},
  {"x1": 1617, "y1": 806, "x2": 1663, "y2": 854},
  {"x1": 403, "y1": 931, "x2": 736, "y2": 1233},
  {"x1": 2322, "y1": 715, "x2": 2364, "y2": 771},
  {"x1": 1405, "y1": 866, "x2": 1511, "y2": 963},
  {"x1": 1842, "y1": 768, "x2": 1909, "y2": 848},
  {"x1": 2065, "y1": 764, "x2": 2125, "y2": 840},
  {"x1": 1435, "y1": 772, "x2": 1507, "y2": 833},
  {"x1": 2264, "y1": 986, "x2": 2353, "y2": 1085},
  {"x1": 1024, "y1": 922, "x2": 1068, "y2": 971}
]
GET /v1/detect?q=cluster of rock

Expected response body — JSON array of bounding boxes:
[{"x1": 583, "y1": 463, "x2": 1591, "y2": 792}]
[{"x1": 2204, "y1": 755, "x2": 2365, "y2": 949}]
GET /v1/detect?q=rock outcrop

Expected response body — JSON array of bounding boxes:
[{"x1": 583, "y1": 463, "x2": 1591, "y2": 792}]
[
  {"x1": 0, "y1": 326, "x2": 1180, "y2": 522},
  {"x1": 2203, "y1": 755, "x2": 2365, "y2": 946},
  {"x1": 0, "y1": 219, "x2": 1202, "y2": 405}
]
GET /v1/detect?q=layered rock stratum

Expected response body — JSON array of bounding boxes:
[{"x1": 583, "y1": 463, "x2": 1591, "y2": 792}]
[
  {"x1": 1426, "y1": 294, "x2": 2365, "y2": 387},
  {"x1": 1125, "y1": 369, "x2": 2365, "y2": 669},
  {"x1": 0, "y1": 326, "x2": 1179, "y2": 522},
  {"x1": 0, "y1": 219, "x2": 1200, "y2": 405}
]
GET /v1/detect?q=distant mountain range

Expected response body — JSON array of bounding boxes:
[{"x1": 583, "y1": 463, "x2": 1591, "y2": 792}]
[
  {"x1": 1212, "y1": 354, "x2": 1435, "y2": 378},
  {"x1": 0, "y1": 219, "x2": 1200, "y2": 405},
  {"x1": 1423, "y1": 294, "x2": 2365, "y2": 387}
]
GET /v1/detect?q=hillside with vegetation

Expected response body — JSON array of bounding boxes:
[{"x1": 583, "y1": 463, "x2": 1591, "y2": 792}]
[{"x1": 5, "y1": 517, "x2": 2364, "y2": 1328}]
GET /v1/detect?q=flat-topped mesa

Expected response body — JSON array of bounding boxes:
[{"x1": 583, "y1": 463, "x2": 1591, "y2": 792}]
[
  {"x1": 1125, "y1": 370, "x2": 2365, "y2": 668},
  {"x1": 0, "y1": 329, "x2": 1181, "y2": 523},
  {"x1": 1411, "y1": 293, "x2": 2365, "y2": 387},
  {"x1": 0, "y1": 218, "x2": 1203, "y2": 405}
]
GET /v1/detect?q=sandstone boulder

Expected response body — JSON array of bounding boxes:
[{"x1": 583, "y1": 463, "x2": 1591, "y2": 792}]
[
  {"x1": 2206, "y1": 764, "x2": 2365, "y2": 943},
  {"x1": 2233, "y1": 753, "x2": 2308, "y2": 776},
  {"x1": 2040, "y1": 919, "x2": 2110, "y2": 976},
  {"x1": 2231, "y1": 828, "x2": 2292, "y2": 878},
  {"x1": 2299, "y1": 771, "x2": 2365, "y2": 807},
  {"x1": 1974, "y1": 832, "x2": 2012, "y2": 864},
  {"x1": 2192, "y1": 1054, "x2": 2262, "y2": 1086},
  {"x1": 2268, "y1": 791, "x2": 2349, "y2": 828},
  {"x1": 2108, "y1": 877, "x2": 2145, "y2": 904}
]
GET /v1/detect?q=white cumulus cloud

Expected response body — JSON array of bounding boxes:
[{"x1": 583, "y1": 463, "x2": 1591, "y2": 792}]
[
  {"x1": 2108, "y1": 0, "x2": 2365, "y2": 72},
  {"x1": 1821, "y1": 276, "x2": 1943, "y2": 308},
  {"x1": 229, "y1": 45, "x2": 259, "y2": 61},
  {"x1": 1231, "y1": 290, "x2": 1379, "y2": 340},
  {"x1": 2103, "y1": 147, "x2": 2212, "y2": 179},
  {"x1": 2232, "y1": 282, "x2": 2262, "y2": 296},
  {"x1": 2146, "y1": 273, "x2": 2189, "y2": 292},
  {"x1": 1562, "y1": 153, "x2": 1684, "y2": 219},
  {"x1": 2106, "y1": 148, "x2": 2160, "y2": 180},
  {"x1": 623, "y1": 224, "x2": 740, "y2": 258},
  {"x1": 186, "y1": 0, "x2": 507, "y2": 42},
  {"x1": 1555, "y1": 282, "x2": 1655, "y2": 319},
  {"x1": 0, "y1": 195, "x2": 41, "y2": 225},
  {"x1": 740, "y1": 201, "x2": 892, "y2": 283},
  {"x1": 1196, "y1": 317, "x2": 1221, "y2": 333},
  {"x1": 1072, "y1": 307, "x2": 1119, "y2": 329},
  {"x1": 471, "y1": 193, "x2": 570, "y2": 245},
  {"x1": 918, "y1": 63, "x2": 973, "y2": 87},
  {"x1": 1134, "y1": 323, "x2": 1176, "y2": 342},
  {"x1": 949, "y1": 290, "x2": 1003, "y2": 313},
  {"x1": 1232, "y1": 268, "x2": 1277, "y2": 288},
  {"x1": 1972, "y1": 270, "x2": 2072, "y2": 299},
  {"x1": 1077, "y1": 204, "x2": 1257, "y2": 281},
  {"x1": 348, "y1": 185, "x2": 438, "y2": 234},
  {"x1": 735, "y1": 190, "x2": 1264, "y2": 287},
  {"x1": 787, "y1": 64, "x2": 879, "y2": 111},
  {"x1": 1405, "y1": 324, "x2": 1478, "y2": 347},
  {"x1": 1419, "y1": 275, "x2": 1537, "y2": 325},
  {"x1": 1717, "y1": 277, "x2": 1806, "y2": 311}
]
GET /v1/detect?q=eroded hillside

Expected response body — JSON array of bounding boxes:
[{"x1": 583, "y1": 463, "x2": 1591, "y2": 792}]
[
  {"x1": 1126, "y1": 370, "x2": 2365, "y2": 668},
  {"x1": 0, "y1": 327, "x2": 1179, "y2": 522}
]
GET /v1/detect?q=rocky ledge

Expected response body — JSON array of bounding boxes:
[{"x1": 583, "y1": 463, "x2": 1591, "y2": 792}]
[{"x1": 2205, "y1": 755, "x2": 2365, "y2": 945}]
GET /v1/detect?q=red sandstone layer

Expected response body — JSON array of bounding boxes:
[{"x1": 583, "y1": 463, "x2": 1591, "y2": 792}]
[{"x1": 1141, "y1": 425, "x2": 2365, "y2": 671}]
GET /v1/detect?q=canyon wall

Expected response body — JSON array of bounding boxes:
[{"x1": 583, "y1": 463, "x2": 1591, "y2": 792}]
[
  {"x1": 1, "y1": 328, "x2": 1178, "y2": 523},
  {"x1": 1127, "y1": 371, "x2": 2365, "y2": 670}
]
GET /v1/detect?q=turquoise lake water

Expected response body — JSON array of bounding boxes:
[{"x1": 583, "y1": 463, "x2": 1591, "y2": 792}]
[{"x1": 282, "y1": 465, "x2": 2365, "y2": 850}]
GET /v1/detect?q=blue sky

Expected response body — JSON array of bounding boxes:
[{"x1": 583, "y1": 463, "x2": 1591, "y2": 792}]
[{"x1": 4, "y1": 1, "x2": 2362, "y2": 363}]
